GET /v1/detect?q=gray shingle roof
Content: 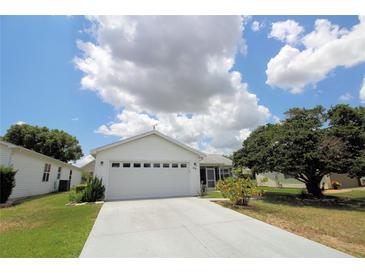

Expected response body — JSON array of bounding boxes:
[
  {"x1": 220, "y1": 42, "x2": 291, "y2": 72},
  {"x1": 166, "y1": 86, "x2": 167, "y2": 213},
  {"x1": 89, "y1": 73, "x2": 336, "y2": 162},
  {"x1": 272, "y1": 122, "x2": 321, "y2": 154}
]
[{"x1": 200, "y1": 154, "x2": 232, "y2": 166}]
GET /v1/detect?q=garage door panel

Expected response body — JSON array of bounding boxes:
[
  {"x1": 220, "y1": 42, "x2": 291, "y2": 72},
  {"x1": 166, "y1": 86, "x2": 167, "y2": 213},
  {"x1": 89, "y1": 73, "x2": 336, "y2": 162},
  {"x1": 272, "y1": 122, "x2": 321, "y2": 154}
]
[{"x1": 107, "y1": 165, "x2": 191, "y2": 200}]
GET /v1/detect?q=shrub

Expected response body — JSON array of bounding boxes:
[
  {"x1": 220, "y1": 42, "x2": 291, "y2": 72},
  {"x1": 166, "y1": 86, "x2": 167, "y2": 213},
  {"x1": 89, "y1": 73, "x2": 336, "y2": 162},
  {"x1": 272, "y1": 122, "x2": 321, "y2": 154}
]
[
  {"x1": 216, "y1": 177, "x2": 261, "y2": 206},
  {"x1": 75, "y1": 184, "x2": 87, "y2": 193},
  {"x1": 200, "y1": 183, "x2": 207, "y2": 196},
  {"x1": 69, "y1": 191, "x2": 84, "y2": 203},
  {"x1": 0, "y1": 165, "x2": 17, "y2": 203},
  {"x1": 68, "y1": 177, "x2": 105, "y2": 203},
  {"x1": 80, "y1": 177, "x2": 105, "y2": 202},
  {"x1": 81, "y1": 171, "x2": 93, "y2": 184}
]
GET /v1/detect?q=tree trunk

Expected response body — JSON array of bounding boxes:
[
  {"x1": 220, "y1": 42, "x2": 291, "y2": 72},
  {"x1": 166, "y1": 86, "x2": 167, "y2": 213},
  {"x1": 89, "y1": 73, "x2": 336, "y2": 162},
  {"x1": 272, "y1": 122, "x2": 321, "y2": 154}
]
[{"x1": 305, "y1": 179, "x2": 323, "y2": 198}]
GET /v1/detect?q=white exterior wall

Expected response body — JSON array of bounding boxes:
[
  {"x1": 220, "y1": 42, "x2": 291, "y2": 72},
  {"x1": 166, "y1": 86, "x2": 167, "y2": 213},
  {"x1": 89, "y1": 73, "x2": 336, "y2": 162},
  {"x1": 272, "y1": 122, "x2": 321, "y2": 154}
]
[
  {"x1": 0, "y1": 143, "x2": 11, "y2": 166},
  {"x1": 70, "y1": 168, "x2": 82, "y2": 187},
  {"x1": 6, "y1": 149, "x2": 81, "y2": 199},
  {"x1": 10, "y1": 150, "x2": 58, "y2": 198},
  {"x1": 58, "y1": 166, "x2": 82, "y2": 187},
  {"x1": 94, "y1": 134, "x2": 201, "y2": 198}
]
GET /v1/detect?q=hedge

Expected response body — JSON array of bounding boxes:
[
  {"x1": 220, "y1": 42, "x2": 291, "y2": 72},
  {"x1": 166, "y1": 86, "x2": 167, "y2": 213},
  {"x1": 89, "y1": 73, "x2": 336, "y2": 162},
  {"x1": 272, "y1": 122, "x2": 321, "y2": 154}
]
[{"x1": 0, "y1": 165, "x2": 17, "y2": 203}]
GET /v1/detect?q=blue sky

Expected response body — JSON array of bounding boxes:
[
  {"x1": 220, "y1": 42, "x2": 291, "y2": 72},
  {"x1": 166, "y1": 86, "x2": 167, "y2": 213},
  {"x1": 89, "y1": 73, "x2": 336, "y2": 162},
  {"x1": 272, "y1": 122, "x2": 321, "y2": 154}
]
[{"x1": 1, "y1": 16, "x2": 364, "y2": 159}]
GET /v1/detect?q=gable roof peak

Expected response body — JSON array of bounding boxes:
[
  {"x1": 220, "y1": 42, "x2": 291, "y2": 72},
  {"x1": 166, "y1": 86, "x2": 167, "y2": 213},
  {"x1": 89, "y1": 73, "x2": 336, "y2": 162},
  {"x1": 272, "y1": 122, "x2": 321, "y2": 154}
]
[{"x1": 91, "y1": 129, "x2": 205, "y2": 158}]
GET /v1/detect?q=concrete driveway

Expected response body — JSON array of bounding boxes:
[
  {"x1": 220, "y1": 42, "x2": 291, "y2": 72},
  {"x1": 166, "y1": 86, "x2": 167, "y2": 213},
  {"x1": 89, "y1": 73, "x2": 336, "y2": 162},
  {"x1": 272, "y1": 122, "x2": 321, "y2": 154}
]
[{"x1": 80, "y1": 197, "x2": 350, "y2": 257}]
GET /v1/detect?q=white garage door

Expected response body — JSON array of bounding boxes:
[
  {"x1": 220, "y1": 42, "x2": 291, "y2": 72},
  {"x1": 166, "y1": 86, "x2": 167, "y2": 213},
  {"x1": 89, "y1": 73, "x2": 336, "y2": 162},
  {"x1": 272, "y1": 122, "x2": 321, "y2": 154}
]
[{"x1": 106, "y1": 162, "x2": 191, "y2": 200}]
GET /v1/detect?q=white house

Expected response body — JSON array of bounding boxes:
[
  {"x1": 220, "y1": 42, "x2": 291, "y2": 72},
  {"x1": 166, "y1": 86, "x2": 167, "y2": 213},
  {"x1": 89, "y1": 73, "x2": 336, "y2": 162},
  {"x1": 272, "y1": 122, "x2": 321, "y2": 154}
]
[
  {"x1": 256, "y1": 171, "x2": 363, "y2": 189},
  {"x1": 90, "y1": 130, "x2": 232, "y2": 200},
  {"x1": 0, "y1": 140, "x2": 82, "y2": 199}
]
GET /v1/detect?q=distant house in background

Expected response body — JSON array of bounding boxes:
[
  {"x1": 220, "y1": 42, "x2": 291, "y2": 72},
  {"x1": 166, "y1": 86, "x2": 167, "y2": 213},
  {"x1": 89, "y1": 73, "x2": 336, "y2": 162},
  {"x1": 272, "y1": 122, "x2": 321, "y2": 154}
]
[
  {"x1": 321, "y1": 173, "x2": 364, "y2": 189},
  {"x1": 256, "y1": 171, "x2": 363, "y2": 189},
  {"x1": 200, "y1": 154, "x2": 232, "y2": 190},
  {"x1": 80, "y1": 159, "x2": 95, "y2": 175},
  {"x1": 256, "y1": 172, "x2": 306, "y2": 189},
  {"x1": 0, "y1": 140, "x2": 82, "y2": 199}
]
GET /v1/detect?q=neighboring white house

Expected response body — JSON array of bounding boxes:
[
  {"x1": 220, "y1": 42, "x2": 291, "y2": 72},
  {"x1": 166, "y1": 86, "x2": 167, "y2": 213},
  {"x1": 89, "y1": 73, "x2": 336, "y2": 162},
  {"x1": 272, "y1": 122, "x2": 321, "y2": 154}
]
[
  {"x1": 256, "y1": 171, "x2": 363, "y2": 189},
  {"x1": 0, "y1": 140, "x2": 82, "y2": 199}
]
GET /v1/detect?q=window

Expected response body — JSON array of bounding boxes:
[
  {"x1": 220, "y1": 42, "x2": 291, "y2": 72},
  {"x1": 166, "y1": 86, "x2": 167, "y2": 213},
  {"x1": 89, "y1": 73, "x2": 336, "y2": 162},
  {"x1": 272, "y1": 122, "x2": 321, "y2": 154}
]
[
  {"x1": 42, "y1": 163, "x2": 51, "y2": 182},
  {"x1": 69, "y1": 170, "x2": 73, "y2": 181},
  {"x1": 153, "y1": 163, "x2": 160, "y2": 168},
  {"x1": 57, "y1": 167, "x2": 62, "y2": 180},
  {"x1": 111, "y1": 163, "x2": 120, "y2": 168},
  {"x1": 123, "y1": 163, "x2": 131, "y2": 168},
  {"x1": 172, "y1": 163, "x2": 178, "y2": 168},
  {"x1": 133, "y1": 163, "x2": 141, "y2": 168},
  {"x1": 180, "y1": 163, "x2": 187, "y2": 168},
  {"x1": 144, "y1": 163, "x2": 151, "y2": 168},
  {"x1": 221, "y1": 168, "x2": 231, "y2": 179},
  {"x1": 163, "y1": 163, "x2": 170, "y2": 168}
]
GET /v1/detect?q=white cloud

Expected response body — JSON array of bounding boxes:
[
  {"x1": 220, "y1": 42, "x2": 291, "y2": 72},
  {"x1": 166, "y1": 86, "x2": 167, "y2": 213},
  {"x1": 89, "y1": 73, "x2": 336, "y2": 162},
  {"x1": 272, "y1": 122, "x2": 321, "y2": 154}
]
[
  {"x1": 302, "y1": 19, "x2": 348, "y2": 49},
  {"x1": 251, "y1": 20, "x2": 264, "y2": 32},
  {"x1": 16, "y1": 121, "x2": 26, "y2": 125},
  {"x1": 266, "y1": 17, "x2": 365, "y2": 93},
  {"x1": 71, "y1": 117, "x2": 79, "y2": 121},
  {"x1": 76, "y1": 16, "x2": 271, "y2": 154},
  {"x1": 360, "y1": 76, "x2": 365, "y2": 104},
  {"x1": 269, "y1": 20, "x2": 304, "y2": 45},
  {"x1": 339, "y1": 92, "x2": 353, "y2": 101}
]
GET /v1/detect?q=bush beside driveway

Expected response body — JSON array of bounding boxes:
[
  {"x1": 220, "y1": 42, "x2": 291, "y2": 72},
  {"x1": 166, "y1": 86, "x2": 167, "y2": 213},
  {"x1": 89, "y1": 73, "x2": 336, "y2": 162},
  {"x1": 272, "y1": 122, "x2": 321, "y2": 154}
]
[{"x1": 0, "y1": 192, "x2": 102, "y2": 257}]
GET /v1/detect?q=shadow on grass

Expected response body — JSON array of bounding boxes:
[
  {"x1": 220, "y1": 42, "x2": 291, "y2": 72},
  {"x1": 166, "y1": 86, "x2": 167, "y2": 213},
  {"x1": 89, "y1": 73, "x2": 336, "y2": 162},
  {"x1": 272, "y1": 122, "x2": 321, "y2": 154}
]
[
  {"x1": 9, "y1": 191, "x2": 65, "y2": 207},
  {"x1": 259, "y1": 192, "x2": 365, "y2": 212}
]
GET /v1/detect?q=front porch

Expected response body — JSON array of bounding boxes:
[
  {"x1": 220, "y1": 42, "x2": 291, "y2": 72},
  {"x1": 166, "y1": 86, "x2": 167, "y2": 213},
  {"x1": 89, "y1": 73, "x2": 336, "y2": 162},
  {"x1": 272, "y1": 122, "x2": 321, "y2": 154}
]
[{"x1": 200, "y1": 165, "x2": 232, "y2": 190}]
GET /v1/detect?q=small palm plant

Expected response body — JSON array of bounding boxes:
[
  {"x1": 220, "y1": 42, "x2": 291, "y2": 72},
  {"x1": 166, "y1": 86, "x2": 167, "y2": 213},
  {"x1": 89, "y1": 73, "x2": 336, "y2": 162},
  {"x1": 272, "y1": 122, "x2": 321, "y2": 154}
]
[{"x1": 82, "y1": 177, "x2": 105, "y2": 202}]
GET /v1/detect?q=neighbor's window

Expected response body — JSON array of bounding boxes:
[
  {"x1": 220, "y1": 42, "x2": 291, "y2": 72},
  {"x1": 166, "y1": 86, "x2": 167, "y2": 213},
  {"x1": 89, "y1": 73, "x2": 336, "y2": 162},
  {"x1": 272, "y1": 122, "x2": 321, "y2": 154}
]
[
  {"x1": 57, "y1": 167, "x2": 62, "y2": 180},
  {"x1": 153, "y1": 163, "x2": 160, "y2": 168},
  {"x1": 172, "y1": 163, "x2": 178, "y2": 168},
  {"x1": 42, "y1": 163, "x2": 51, "y2": 182},
  {"x1": 111, "y1": 163, "x2": 120, "y2": 168},
  {"x1": 133, "y1": 163, "x2": 141, "y2": 168},
  {"x1": 123, "y1": 163, "x2": 131, "y2": 168},
  {"x1": 69, "y1": 170, "x2": 73, "y2": 181},
  {"x1": 163, "y1": 163, "x2": 170, "y2": 168},
  {"x1": 144, "y1": 163, "x2": 151, "y2": 168},
  {"x1": 180, "y1": 163, "x2": 187, "y2": 168}
]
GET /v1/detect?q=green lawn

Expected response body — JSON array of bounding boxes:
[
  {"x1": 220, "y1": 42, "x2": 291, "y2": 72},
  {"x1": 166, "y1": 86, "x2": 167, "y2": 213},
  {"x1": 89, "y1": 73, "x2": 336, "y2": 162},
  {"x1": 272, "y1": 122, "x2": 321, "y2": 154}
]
[
  {"x1": 216, "y1": 188, "x2": 365, "y2": 257},
  {"x1": 330, "y1": 190, "x2": 365, "y2": 200},
  {"x1": 0, "y1": 192, "x2": 102, "y2": 258}
]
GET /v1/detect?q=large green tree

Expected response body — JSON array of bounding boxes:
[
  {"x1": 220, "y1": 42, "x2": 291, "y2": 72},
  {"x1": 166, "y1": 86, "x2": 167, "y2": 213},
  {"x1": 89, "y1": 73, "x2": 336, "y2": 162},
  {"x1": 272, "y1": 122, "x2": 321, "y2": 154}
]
[
  {"x1": 233, "y1": 105, "x2": 365, "y2": 197},
  {"x1": 3, "y1": 124, "x2": 83, "y2": 162}
]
